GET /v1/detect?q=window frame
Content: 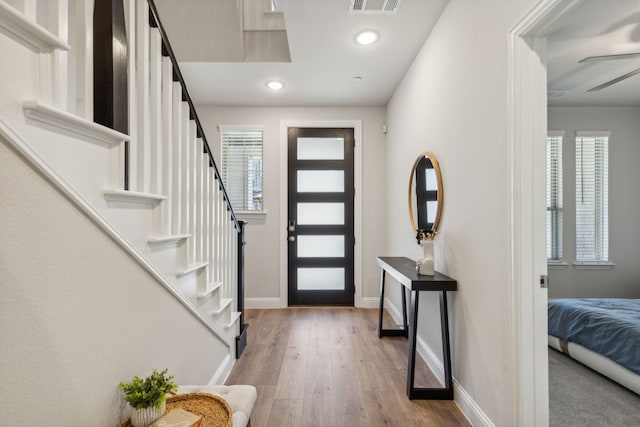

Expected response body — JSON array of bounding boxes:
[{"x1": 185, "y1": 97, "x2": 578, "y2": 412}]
[
  {"x1": 573, "y1": 131, "x2": 614, "y2": 269},
  {"x1": 219, "y1": 125, "x2": 266, "y2": 220},
  {"x1": 546, "y1": 131, "x2": 565, "y2": 267}
]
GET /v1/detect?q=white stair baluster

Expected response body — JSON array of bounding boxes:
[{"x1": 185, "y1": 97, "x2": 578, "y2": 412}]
[
  {"x1": 188, "y1": 122, "x2": 197, "y2": 264},
  {"x1": 160, "y1": 56, "x2": 173, "y2": 235},
  {"x1": 170, "y1": 83, "x2": 182, "y2": 235},
  {"x1": 202, "y1": 153, "x2": 211, "y2": 284},
  {"x1": 195, "y1": 137, "x2": 204, "y2": 264},
  {"x1": 135, "y1": 0, "x2": 150, "y2": 193},
  {"x1": 180, "y1": 104, "x2": 190, "y2": 240},
  {"x1": 149, "y1": 27, "x2": 163, "y2": 233}
]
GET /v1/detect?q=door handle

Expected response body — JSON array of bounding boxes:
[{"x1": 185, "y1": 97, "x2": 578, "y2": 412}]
[{"x1": 288, "y1": 236, "x2": 296, "y2": 242}]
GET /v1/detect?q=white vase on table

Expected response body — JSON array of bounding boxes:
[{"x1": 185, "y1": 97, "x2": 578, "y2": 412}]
[{"x1": 416, "y1": 239, "x2": 435, "y2": 276}]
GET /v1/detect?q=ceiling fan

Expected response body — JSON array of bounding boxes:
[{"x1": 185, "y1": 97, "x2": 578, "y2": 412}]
[{"x1": 579, "y1": 52, "x2": 640, "y2": 92}]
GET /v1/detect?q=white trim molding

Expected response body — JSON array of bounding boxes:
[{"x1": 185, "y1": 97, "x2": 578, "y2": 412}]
[
  {"x1": 507, "y1": 1, "x2": 582, "y2": 425},
  {"x1": 104, "y1": 189, "x2": 167, "y2": 204},
  {"x1": 208, "y1": 354, "x2": 235, "y2": 385},
  {"x1": 23, "y1": 101, "x2": 129, "y2": 147},
  {"x1": 279, "y1": 120, "x2": 363, "y2": 308},
  {"x1": 573, "y1": 261, "x2": 616, "y2": 270},
  {"x1": 245, "y1": 297, "x2": 284, "y2": 309},
  {"x1": 0, "y1": 1, "x2": 70, "y2": 52}
]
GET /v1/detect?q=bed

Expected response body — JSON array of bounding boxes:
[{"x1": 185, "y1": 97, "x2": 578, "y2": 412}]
[{"x1": 548, "y1": 298, "x2": 640, "y2": 395}]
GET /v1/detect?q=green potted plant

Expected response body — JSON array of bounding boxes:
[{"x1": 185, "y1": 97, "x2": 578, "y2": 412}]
[{"x1": 119, "y1": 369, "x2": 178, "y2": 427}]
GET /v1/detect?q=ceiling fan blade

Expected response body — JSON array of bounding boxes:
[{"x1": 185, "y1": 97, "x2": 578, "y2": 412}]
[
  {"x1": 579, "y1": 53, "x2": 640, "y2": 63},
  {"x1": 588, "y1": 68, "x2": 640, "y2": 92}
]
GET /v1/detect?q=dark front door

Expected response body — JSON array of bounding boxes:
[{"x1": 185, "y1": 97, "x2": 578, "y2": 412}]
[{"x1": 287, "y1": 127, "x2": 355, "y2": 306}]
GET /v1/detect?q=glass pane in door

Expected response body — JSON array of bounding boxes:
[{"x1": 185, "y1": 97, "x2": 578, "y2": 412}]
[
  {"x1": 297, "y1": 268, "x2": 345, "y2": 290},
  {"x1": 298, "y1": 235, "x2": 345, "y2": 257},
  {"x1": 297, "y1": 137, "x2": 344, "y2": 160},
  {"x1": 297, "y1": 170, "x2": 344, "y2": 192},
  {"x1": 297, "y1": 202, "x2": 345, "y2": 225}
]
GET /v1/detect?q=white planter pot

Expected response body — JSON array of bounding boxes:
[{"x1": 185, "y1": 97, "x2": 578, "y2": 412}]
[{"x1": 130, "y1": 401, "x2": 166, "y2": 427}]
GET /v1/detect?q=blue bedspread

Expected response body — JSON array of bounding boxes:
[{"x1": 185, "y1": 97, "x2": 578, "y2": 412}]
[{"x1": 548, "y1": 298, "x2": 640, "y2": 375}]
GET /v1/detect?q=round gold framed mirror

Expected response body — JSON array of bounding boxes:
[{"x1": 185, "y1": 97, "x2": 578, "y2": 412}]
[{"x1": 408, "y1": 152, "x2": 443, "y2": 243}]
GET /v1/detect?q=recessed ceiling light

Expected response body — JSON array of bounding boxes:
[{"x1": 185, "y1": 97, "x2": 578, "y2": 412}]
[
  {"x1": 266, "y1": 80, "x2": 284, "y2": 90},
  {"x1": 355, "y1": 30, "x2": 379, "y2": 45}
]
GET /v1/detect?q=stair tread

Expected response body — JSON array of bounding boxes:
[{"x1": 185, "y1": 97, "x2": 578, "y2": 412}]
[
  {"x1": 104, "y1": 189, "x2": 167, "y2": 205},
  {"x1": 0, "y1": 5, "x2": 69, "y2": 53},
  {"x1": 225, "y1": 312, "x2": 242, "y2": 329},
  {"x1": 176, "y1": 261, "x2": 209, "y2": 277},
  {"x1": 211, "y1": 298, "x2": 233, "y2": 316},
  {"x1": 23, "y1": 101, "x2": 127, "y2": 145},
  {"x1": 148, "y1": 234, "x2": 191, "y2": 245},
  {"x1": 198, "y1": 281, "x2": 223, "y2": 298}
]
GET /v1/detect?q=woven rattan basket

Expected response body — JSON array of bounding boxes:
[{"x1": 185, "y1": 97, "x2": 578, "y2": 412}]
[{"x1": 119, "y1": 392, "x2": 232, "y2": 427}]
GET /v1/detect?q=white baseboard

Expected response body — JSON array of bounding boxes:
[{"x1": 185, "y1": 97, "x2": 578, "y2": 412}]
[
  {"x1": 358, "y1": 296, "x2": 379, "y2": 309},
  {"x1": 244, "y1": 297, "x2": 283, "y2": 309},
  {"x1": 208, "y1": 353, "x2": 235, "y2": 385},
  {"x1": 384, "y1": 296, "x2": 404, "y2": 325},
  {"x1": 384, "y1": 297, "x2": 494, "y2": 427}
]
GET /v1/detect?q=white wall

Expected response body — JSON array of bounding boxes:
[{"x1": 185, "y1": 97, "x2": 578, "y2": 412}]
[
  {"x1": 384, "y1": 0, "x2": 538, "y2": 425},
  {"x1": 0, "y1": 140, "x2": 227, "y2": 426},
  {"x1": 197, "y1": 106, "x2": 387, "y2": 306},
  {"x1": 547, "y1": 106, "x2": 640, "y2": 298}
]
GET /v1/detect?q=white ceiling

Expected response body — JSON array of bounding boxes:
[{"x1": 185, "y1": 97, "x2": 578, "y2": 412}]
[
  {"x1": 154, "y1": 0, "x2": 448, "y2": 107},
  {"x1": 155, "y1": 0, "x2": 640, "y2": 108},
  {"x1": 547, "y1": 0, "x2": 640, "y2": 106}
]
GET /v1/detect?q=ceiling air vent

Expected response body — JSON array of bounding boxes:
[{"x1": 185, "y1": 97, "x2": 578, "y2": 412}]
[{"x1": 349, "y1": 0, "x2": 401, "y2": 14}]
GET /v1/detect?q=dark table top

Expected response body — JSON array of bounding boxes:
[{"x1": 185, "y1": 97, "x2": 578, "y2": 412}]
[{"x1": 376, "y1": 256, "x2": 457, "y2": 291}]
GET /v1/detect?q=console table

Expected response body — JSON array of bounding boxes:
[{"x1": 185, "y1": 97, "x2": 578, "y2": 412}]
[{"x1": 376, "y1": 256, "x2": 457, "y2": 400}]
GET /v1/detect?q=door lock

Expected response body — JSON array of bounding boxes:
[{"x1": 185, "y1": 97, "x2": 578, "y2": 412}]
[
  {"x1": 287, "y1": 219, "x2": 296, "y2": 232},
  {"x1": 540, "y1": 275, "x2": 548, "y2": 288}
]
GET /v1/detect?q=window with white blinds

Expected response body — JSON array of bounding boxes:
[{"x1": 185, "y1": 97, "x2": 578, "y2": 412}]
[
  {"x1": 575, "y1": 132, "x2": 609, "y2": 263},
  {"x1": 547, "y1": 132, "x2": 563, "y2": 261},
  {"x1": 220, "y1": 127, "x2": 264, "y2": 212}
]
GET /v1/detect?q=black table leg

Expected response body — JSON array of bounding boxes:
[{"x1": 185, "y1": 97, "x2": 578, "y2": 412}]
[
  {"x1": 401, "y1": 286, "x2": 408, "y2": 338},
  {"x1": 406, "y1": 290, "x2": 454, "y2": 400},
  {"x1": 378, "y1": 269, "x2": 410, "y2": 338},
  {"x1": 377, "y1": 269, "x2": 386, "y2": 338},
  {"x1": 407, "y1": 290, "x2": 419, "y2": 397},
  {"x1": 440, "y1": 291, "x2": 453, "y2": 394}
]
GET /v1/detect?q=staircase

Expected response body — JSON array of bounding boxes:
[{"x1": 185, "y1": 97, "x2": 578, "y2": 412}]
[{"x1": 0, "y1": 1, "x2": 247, "y2": 422}]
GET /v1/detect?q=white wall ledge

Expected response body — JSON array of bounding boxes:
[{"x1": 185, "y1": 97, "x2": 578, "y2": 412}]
[
  {"x1": 547, "y1": 261, "x2": 569, "y2": 270},
  {"x1": 0, "y1": 2, "x2": 70, "y2": 52},
  {"x1": 104, "y1": 189, "x2": 166, "y2": 205},
  {"x1": 23, "y1": 101, "x2": 129, "y2": 147},
  {"x1": 148, "y1": 234, "x2": 191, "y2": 245},
  {"x1": 573, "y1": 262, "x2": 616, "y2": 270},
  {"x1": 235, "y1": 210, "x2": 267, "y2": 223}
]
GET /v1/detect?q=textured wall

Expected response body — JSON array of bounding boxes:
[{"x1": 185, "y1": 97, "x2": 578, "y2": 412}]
[{"x1": 0, "y1": 140, "x2": 227, "y2": 426}]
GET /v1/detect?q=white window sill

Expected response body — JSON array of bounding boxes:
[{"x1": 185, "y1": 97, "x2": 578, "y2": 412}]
[
  {"x1": 547, "y1": 261, "x2": 569, "y2": 270},
  {"x1": 573, "y1": 262, "x2": 616, "y2": 270},
  {"x1": 235, "y1": 210, "x2": 267, "y2": 222}
]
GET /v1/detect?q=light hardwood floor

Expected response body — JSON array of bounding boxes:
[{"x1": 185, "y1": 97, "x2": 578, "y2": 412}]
[{"x1": 226, "y1": 308, "x2": 470, "y2": 427}]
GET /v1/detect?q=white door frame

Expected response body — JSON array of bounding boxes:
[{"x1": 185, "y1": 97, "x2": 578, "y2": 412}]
[
  {"x1": 279, "y1": 120, "x2": 363, "y2": 308},
  {"x1": 508, "y1": 0, "x2": 581, "y2": 425}
]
